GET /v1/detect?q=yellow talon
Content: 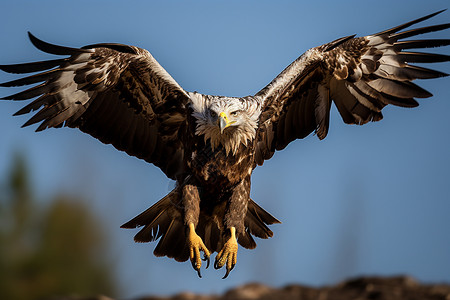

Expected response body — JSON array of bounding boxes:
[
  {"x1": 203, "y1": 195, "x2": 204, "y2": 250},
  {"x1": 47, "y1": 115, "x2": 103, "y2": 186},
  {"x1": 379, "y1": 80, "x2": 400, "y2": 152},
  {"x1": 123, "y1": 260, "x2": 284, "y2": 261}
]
[
  {"x1": 187, "y1": 223, "x2": 210, "y2": 278},
  {"x1": 214, "y1": 227, "x2": 238, "y2": 279}
]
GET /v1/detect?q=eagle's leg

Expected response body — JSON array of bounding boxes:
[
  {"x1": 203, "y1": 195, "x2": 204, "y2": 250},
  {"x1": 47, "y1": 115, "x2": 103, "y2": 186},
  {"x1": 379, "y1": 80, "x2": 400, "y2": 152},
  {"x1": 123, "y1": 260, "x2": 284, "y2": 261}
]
[
  {"x1": 182, "y1": 184, "x2": 210, "y2": 277},
  {"x1": 187, "y1": 222, "x2": 210, "y2": 277},
  {"x1": 214, "y1": 226, "x2": 238, "y2": 279},
  {"x1": 214, "y1": 177, "x2": 250, "y2": 279}
]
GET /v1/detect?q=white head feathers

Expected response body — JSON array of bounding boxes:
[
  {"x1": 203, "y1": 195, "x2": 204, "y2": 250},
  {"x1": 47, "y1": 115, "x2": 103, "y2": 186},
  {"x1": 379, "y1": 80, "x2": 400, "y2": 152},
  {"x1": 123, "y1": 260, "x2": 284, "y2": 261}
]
[{"x1": 189, "y1": 92, "x2": 261, "y2": 156}]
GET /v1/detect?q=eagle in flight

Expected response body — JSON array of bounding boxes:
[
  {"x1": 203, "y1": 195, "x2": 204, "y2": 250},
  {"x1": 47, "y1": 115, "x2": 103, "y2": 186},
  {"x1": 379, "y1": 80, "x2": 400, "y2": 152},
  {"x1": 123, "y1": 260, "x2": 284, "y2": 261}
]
[{"x1": 1, "y1": 11, "x2": 449, "y2": 278}]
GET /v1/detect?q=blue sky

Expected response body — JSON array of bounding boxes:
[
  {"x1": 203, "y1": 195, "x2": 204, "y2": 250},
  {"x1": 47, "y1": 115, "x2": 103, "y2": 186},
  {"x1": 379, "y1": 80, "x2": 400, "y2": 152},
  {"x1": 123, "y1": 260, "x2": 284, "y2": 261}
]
[{"x1": 0, "y1": 0, "x2": 449, "y2": 298}]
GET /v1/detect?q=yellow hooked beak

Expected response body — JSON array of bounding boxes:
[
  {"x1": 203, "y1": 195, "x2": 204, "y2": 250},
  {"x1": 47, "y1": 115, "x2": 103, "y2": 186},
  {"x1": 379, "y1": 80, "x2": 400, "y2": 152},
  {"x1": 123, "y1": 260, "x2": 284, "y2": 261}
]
[{"x1": 218, "y1": 112, "x2": 235, "y2": 134}]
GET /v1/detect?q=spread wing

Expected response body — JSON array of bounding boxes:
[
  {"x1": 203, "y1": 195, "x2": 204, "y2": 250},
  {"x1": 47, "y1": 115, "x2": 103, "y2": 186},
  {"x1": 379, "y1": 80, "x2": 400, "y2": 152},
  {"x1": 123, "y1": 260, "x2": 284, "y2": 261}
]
[
  {"x1": 0, "y1": 33, "x2": 190, "y2": 179},
  {"x1": 254, "y1": 10, "x2": 450, "y2": 166}
]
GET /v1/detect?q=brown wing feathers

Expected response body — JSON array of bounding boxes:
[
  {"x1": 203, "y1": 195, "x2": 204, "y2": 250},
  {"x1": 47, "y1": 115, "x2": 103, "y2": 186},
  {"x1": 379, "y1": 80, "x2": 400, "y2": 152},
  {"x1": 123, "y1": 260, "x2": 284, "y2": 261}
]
[
  {"x1": 0, "y1": 33, "x2": 189, "y2": 179},
  {"x1": 255, "y1": 11, "x2": 449, "y2": 166},
  {"x1": 331, "y1": 14, "x2": 450, "y2": 125}
]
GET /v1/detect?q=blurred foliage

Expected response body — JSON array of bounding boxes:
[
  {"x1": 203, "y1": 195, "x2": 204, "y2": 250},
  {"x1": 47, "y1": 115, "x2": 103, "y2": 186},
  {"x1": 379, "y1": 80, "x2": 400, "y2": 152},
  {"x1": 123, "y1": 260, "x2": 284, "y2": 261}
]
[{"x1": 0, "y1": 153, "x2": 118, "y2": 299}]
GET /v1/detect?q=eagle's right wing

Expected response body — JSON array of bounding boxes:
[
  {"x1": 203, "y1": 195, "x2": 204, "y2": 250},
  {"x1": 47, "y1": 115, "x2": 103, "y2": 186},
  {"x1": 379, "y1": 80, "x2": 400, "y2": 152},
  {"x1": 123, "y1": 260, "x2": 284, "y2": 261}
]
[
  {"x1": 253, "y1": 10, "x2": 449, "y2": 166},
  {"x1": 1, "y1": 33, "x2": 190, "y2": 179}
]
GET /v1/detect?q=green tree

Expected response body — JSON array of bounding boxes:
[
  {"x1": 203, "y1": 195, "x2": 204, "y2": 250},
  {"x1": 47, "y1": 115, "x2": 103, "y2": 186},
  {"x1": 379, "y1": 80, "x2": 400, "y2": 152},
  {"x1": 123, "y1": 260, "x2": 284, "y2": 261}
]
[{"x1": 0, "y1": 153, "x2": 118, "y2": 299}]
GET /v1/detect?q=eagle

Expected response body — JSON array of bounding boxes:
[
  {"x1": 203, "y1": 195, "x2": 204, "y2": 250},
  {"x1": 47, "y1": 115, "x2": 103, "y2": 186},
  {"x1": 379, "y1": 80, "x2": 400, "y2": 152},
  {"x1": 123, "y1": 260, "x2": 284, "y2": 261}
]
[{"x1": 1, "y1": 11, "x2": 449, "y2": 279}]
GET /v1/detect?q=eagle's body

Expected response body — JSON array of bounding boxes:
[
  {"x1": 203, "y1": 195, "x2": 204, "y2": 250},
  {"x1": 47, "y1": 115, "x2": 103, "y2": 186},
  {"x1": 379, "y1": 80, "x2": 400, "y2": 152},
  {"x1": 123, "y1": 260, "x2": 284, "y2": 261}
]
[{"x1": 1, "y1": 11, "x2": 449, "y2": 278}]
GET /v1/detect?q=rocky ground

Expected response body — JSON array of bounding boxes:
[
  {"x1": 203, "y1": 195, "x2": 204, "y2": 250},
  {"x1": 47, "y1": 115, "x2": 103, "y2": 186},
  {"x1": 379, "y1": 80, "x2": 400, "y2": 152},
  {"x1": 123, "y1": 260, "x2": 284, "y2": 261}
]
[{"x1": 64, "y1": 276, "x2": 450, "y2": 300}]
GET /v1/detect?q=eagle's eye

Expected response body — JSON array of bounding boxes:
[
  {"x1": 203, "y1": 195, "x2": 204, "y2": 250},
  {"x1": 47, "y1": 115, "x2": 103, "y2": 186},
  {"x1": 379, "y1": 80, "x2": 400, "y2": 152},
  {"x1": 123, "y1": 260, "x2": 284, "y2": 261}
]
[
  {"x1": 209, "y1": 110, "x2": 217, "y2": 119},
  {"x1": 230, "y1": 110, "x2": 240, "y2": 117}
]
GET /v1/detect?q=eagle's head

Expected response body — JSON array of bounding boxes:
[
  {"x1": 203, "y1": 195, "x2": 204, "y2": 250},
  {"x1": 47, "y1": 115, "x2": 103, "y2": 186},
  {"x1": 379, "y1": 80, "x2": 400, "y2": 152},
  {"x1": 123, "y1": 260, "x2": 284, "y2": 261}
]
[{"x1": 189, "y1": 93, "x2": 261, "y2": 155}]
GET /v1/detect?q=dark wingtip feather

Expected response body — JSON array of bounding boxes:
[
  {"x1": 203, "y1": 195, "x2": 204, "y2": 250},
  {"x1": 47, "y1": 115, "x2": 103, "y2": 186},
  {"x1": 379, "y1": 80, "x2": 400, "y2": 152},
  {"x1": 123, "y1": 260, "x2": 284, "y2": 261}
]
[
  {"x1": 375, "y1": 9, "x2": 447, "y2": 36},
  {"x1": 0, "y1": 69, "x2": 58, "y2": 87},
  {"x1": 391, "y1": 23, "x2": 450, "y2": 41},
  {"x1": 27, "y1": 32, "x2": 90, "y2": 56},
  {"x1": 1, "y1": 83, "x2": 47, "y2": 100},
  {"x1": 0, "y1": 58, "x2": 65, "y2": 74},
  {"x1": 81, "y1": 43, "x2": 138, "y2": 54},
  {"x1": 399, "y1": 52, "x2": 450, "y2": 64},
  {"x1": 13, "y1": 109, "x2": 28, "y2": 116},
  {"x1": 324, "y1": 34, "x2": 357, "y2": 51},
  {"x1": 394, "y1": 39, "x2": 450, "y2": 50}
]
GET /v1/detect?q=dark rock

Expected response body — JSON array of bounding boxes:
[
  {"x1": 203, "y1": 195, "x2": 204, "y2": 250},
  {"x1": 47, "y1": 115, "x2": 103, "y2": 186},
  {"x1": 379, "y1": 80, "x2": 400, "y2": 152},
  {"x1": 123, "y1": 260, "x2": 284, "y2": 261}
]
[{"x1": 59, "y1": 276, "x2": 450, "y2": 300}]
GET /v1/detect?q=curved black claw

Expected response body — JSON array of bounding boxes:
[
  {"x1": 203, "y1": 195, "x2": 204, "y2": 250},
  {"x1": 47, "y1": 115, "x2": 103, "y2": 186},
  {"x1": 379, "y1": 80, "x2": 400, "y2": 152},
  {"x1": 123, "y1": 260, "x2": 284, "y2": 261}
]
[
  {"x1": 214, "y1": 259, "x2": 220, "y2": 270},
  {"x1": 191, "y1": 260, "x2": 202, "y2": 278},
  {"x1": 214, "y1": 257, "x2": 235, "y2": 279},
  {"x1": 221, "y1": 260, "x2": 236, "y2": 279},
  {"x1": 202, "y1": 253, "x2": 210, "y2": 269},
  {"x1": 222, "y1": 267, "x2": 231, "y2": 279}
]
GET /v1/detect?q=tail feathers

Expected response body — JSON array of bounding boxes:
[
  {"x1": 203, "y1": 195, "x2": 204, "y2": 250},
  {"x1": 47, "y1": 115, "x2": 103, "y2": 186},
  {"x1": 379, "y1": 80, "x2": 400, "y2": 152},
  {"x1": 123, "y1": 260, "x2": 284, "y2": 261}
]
[
  {"x1": 120, "y1": 190, "x2": 189, "y2": 262},
  {"x1": 121, "y1": 193, "x2": 280, "y2": 260},
  {"x1": 121, "y1": 190, "x2": 179, "y2": 242},
  {"x1": 153, "y1": 218, "x2": 189, "y2": 262},
  {"x1": 251, "y1": 199, "x2": 280, "y2": 223},
  {"x1": 237, "y1": 228, "x2": 257, "y2": 249},
  {"x1": 239, "y1": 199, "x2": 281, "y2": 249},
  {"x1": 196, "y1": 217, "x2": 223, "y2": 253}
]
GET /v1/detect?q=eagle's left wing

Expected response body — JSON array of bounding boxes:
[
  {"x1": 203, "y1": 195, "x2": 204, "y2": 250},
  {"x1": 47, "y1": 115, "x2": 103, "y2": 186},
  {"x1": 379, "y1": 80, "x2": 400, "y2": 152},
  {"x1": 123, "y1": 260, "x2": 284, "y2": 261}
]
[
  {"x1": 254, "y1": 10, "x2": 449, "y2": 166},
  {"x1": 1, "y1": 33, "x2": 191, "y2": 179}
]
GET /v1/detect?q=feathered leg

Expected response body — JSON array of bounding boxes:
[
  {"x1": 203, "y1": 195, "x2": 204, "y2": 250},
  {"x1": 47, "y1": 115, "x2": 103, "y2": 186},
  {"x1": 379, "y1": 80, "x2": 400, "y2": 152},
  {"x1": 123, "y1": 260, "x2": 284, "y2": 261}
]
[
  {"x1": 214, "y1": 177, "x2": 250, "y2": 278},
  {"x1": 182, "y1": 183, "x2": 210, "y2": 277}
]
